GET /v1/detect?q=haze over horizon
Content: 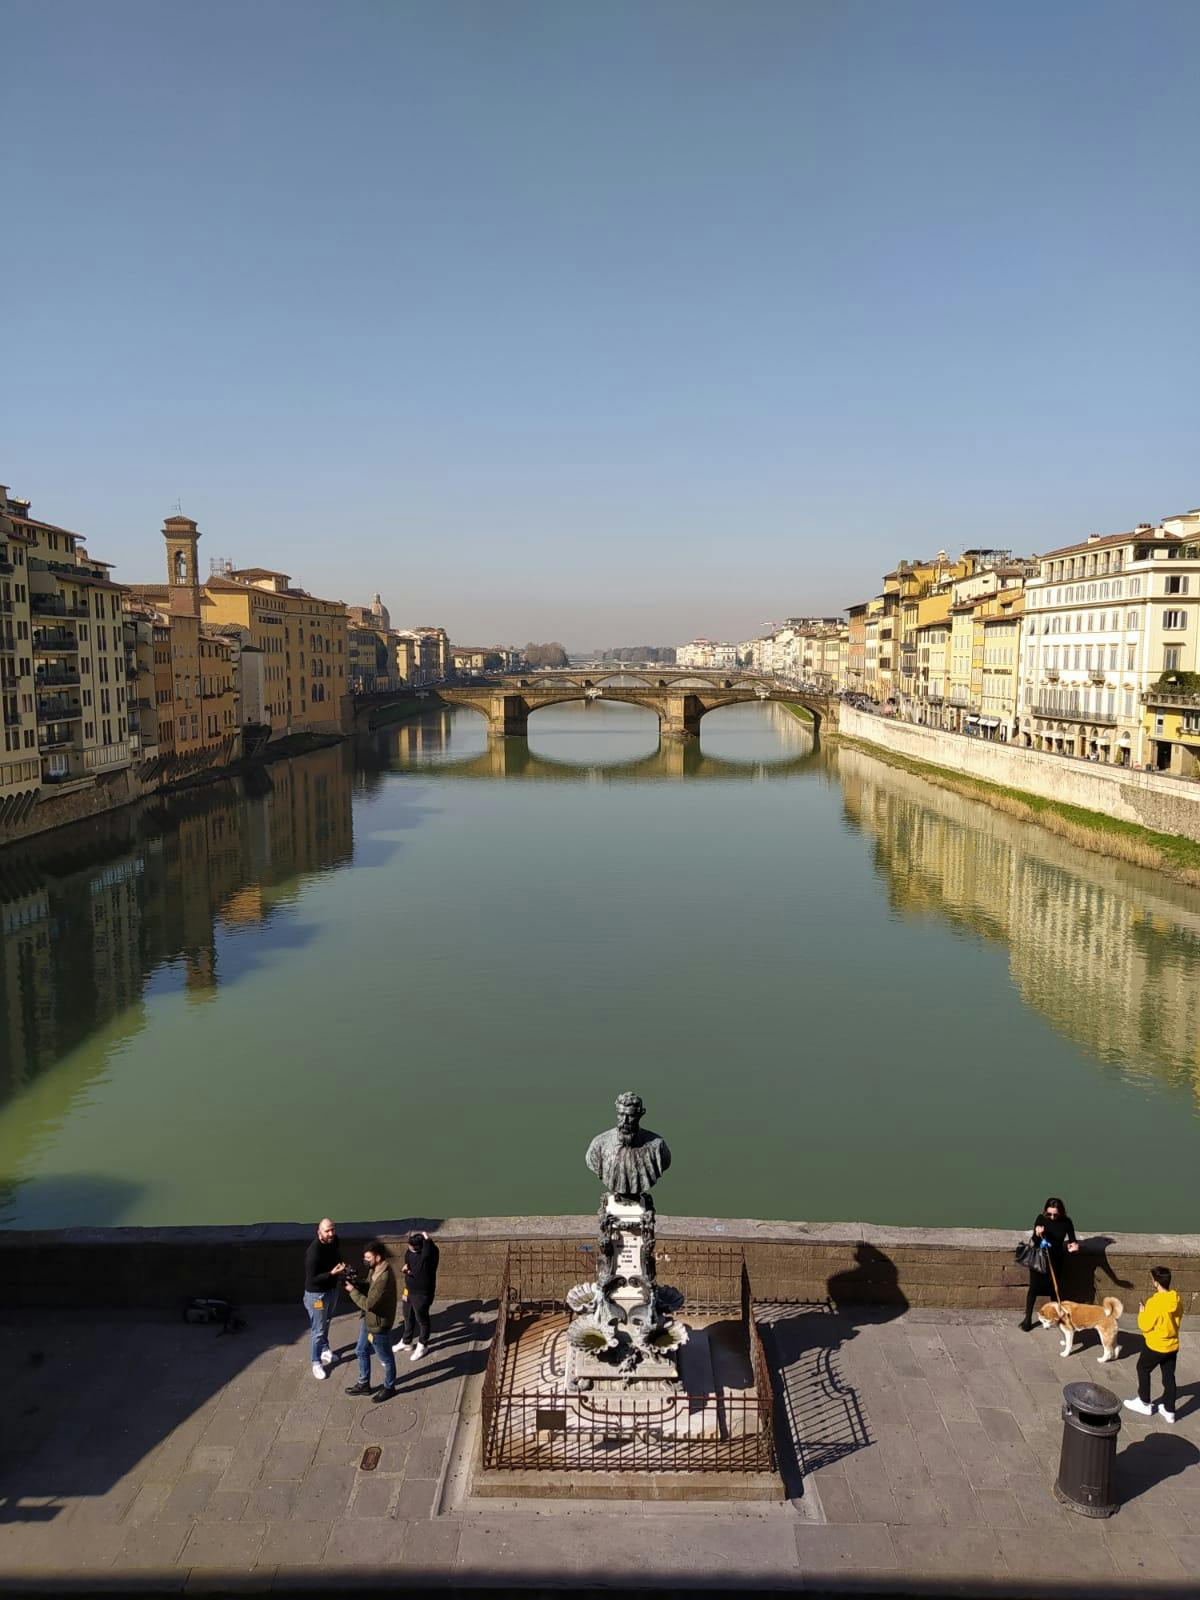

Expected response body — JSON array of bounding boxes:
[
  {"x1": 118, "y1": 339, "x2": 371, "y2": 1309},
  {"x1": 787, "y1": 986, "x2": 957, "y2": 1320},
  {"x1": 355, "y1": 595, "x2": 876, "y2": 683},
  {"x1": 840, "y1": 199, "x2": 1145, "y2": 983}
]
[{"x1": 6, "y1": 0, "x2": 1198, "y2": 649}]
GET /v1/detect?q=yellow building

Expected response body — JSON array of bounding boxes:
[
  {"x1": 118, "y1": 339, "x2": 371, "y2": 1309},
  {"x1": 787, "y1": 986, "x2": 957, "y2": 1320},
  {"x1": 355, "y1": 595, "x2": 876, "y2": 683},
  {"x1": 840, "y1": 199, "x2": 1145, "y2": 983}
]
[
  {"x1": 128, "y1": 517, "x2": 244, "y2": 772},
  {"x1": 977, "y1": 589, "x2": 1024, "y2": 740},
  {"x1": 135, "y1": 520, "x2": 349, "y2": 740},
  {"x1": 205, "y1": 567, "x2": 348, "y2": 737},
  {"x1": 1141, "y1": 687, "x2": 1200, "y2": 777},
  {"x1": 886, "y1": 552, "x2": 968, "y2": 708}
]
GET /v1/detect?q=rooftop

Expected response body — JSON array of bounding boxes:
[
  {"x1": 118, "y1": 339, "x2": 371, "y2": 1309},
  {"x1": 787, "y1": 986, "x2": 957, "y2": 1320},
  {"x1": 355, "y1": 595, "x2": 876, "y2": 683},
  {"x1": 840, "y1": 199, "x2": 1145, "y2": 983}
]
[{"x1": 1038, "y1": 529, "x2": 1182, "y2": 562}]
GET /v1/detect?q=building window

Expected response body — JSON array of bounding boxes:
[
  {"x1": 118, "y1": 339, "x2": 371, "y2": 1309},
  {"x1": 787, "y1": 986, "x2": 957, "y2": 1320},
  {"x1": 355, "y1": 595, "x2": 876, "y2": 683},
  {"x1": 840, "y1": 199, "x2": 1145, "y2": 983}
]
[
  {"x1": 1163, "y1": 610, "x2": 1187, "y2": 630},
  {"x1": 1164, "y1": 646, "x2": 1183, "y2": 671},
  {"x1": 1165, "y1": 575, "x2": 1189, "y2": 595}
]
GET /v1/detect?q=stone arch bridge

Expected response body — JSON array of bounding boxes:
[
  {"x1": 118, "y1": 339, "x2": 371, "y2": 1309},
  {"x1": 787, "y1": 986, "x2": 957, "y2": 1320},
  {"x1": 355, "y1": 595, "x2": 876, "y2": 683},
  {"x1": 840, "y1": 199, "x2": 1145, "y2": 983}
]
[{"x1": 424, "y1": 670, "x2": 835, "y2": 740}]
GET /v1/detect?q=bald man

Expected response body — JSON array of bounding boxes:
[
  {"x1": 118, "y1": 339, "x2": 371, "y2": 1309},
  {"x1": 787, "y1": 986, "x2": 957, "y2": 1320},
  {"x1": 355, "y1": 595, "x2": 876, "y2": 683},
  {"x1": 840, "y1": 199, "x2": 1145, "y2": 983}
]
[{"x1": 303, "y1": 1218, "x2": 346, "y2": 1380}]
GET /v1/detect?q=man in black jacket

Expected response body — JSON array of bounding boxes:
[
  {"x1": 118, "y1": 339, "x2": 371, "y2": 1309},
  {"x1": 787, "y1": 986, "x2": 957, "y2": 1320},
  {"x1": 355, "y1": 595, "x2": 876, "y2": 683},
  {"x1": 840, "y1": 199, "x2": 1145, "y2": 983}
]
[
  {"x1": 394, "y1": 1230, "x2": 439, "y2": 1361},
  {"x1": 303, "y1": 1218, "x2": 346, "y2": 1381}
]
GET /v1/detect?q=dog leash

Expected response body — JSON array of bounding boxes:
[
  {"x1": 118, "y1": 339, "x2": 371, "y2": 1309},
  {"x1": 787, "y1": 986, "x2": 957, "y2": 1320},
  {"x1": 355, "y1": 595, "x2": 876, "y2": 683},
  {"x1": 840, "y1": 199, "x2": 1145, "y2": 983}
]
[{"x1": 1042, "y1": 1246, "x2": 1069, "y2": 1326}]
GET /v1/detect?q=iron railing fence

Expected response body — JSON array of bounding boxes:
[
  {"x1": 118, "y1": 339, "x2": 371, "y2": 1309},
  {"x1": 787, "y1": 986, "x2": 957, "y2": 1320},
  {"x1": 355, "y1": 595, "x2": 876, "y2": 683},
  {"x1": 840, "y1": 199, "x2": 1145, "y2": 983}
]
[
  {"x1": 743, "y1": 1261, "x2": 776, "y2": 1467},
  {"x1": 479, "y1": 1252, "x2": 511, "y2": 1471},
  {"x1": 505, "y1": 1237, "x2": 746, "y2": 1316},
  {"x1": 481, "y1": 1387, "x2": 772, "y2": 1473},
  {"x1": 479, "y1": 1244, "x2": 778, "y2": 1476}
]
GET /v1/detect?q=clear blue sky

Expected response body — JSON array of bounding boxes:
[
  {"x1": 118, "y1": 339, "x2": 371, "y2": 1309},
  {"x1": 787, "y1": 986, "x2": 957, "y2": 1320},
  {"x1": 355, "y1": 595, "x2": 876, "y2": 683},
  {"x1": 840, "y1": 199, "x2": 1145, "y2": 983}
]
[{"x1": 6, "y1": 0, "x2": 1198, "y2": 648}]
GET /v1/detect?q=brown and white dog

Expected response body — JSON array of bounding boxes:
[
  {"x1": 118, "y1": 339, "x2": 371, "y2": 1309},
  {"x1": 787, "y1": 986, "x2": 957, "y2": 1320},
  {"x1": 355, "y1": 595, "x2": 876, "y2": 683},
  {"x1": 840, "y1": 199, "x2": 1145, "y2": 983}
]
[{"x1": 1037, "y1": 1297, "x2": 1124, "y2": 1362}]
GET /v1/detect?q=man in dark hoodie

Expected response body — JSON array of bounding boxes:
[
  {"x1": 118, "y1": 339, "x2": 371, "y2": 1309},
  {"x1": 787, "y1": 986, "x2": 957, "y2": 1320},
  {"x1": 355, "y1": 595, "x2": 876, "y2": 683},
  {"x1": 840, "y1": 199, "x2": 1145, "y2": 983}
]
[
  {"x1": 394, "y1": 1230, "x2": 439, "y2": 1362},
  {"x1": 303, "y1": 1218, "x2": 346, "y2": 1381}
]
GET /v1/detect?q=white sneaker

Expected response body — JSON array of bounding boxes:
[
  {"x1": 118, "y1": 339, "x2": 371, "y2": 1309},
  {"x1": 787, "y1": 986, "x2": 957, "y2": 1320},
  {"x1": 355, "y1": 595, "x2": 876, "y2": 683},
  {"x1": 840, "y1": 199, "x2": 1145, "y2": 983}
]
[
  {"x1": 409, "y1": 1342, "x2": 426, "y2": 1362},
  {"x1": 312, "y1": 1362, "x2": 328, "y2": 1381},
  {"x1": 1158, "y1": 1409, "x2": 1176, "y2": 1425},
  {"x1": 392, "y1": 1339, "x2": 410, "y2": 1354},
  {"x1": 319, "y1": 1348, "x2": 334, "y2": 1367},
  {"x1": 1123, "y1": 1397, "x2": 1153, "y2": 1416}
]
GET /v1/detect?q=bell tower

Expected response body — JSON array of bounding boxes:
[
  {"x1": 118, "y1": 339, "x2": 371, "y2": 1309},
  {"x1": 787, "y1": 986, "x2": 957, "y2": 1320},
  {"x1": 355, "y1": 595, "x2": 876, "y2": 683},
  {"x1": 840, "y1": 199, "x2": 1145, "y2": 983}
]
[{"x1": 163, "y1": 514, "x2": 201, "y2": 617}]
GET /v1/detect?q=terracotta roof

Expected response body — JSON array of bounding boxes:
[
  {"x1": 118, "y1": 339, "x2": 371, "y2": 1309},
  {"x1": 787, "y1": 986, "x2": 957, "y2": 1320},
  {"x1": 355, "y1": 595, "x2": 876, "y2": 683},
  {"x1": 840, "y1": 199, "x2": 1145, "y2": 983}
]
[
  {"x1": 1039, "y1": 529, "x2": 1180, "y2": 561},
  {"x1": 12, "y1": 515, "x2": 82, "y2": 541}
]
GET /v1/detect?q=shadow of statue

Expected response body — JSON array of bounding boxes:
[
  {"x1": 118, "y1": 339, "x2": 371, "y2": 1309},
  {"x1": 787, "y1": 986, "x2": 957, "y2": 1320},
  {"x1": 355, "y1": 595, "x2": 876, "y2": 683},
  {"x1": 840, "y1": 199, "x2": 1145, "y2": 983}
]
[
  {"x1": 741, "y1": 1244, "x2": 912, "y2": 1504},
  {"x1": 1115, "y1": 1431, "x2": 1200, "y2": 1506},
  {"x1": 826, "y1": 1243, "x2": 911, "y2": 1331},
  {"x1": 1071, "y1": 1236, "x2": 1136, "y2": 1303}
]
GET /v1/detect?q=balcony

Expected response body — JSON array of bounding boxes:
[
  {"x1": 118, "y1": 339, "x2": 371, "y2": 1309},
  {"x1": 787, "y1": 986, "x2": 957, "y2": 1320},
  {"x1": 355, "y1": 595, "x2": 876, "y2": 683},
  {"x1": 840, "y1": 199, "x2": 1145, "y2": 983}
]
[
  {"x1": 38, "y1": 727, "x2": 81, "y2": 751},
  {"x1": 1033, "y1": 702, "x2": 1117, "y2": 725},
  {"x1": 947, "y1": 691, "x2": 971, "y2": 707},
  {"x1": 33, "y1": 630, "x2": 80, "y2": 654},
  {"x1": 31, "y1": 595, "x2": 88, "y2": 618},
  {"x1": 1143, "y1": 688, "x2": 1200, "y2": 708},
  {"x1": 35, "y1": 669, "x2": 80, "y2": 689},
  {"x1": 3, "y1": 707, "x2": 20, "y2": 727},
  {"x1": 37, "y1": 696, "x2": 82, "y2": 720},
  {"x1": 83, "y1": 742, "x2": 131, "y2": 774}
]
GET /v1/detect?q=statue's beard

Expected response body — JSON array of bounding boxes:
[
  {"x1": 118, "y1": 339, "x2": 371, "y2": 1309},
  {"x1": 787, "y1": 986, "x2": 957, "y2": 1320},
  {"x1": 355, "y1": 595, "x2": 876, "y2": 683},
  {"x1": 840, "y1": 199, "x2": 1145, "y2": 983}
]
[{"x1": 618, "y1": 1127, "x2": 636, "y2": 1146}]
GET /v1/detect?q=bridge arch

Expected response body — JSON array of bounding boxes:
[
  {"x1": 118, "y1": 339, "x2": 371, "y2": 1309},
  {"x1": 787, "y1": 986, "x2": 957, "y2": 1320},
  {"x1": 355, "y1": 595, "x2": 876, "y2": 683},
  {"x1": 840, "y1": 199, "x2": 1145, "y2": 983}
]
[{"x1": 433, "y1": 684, "x2": 827, "y2": 742}]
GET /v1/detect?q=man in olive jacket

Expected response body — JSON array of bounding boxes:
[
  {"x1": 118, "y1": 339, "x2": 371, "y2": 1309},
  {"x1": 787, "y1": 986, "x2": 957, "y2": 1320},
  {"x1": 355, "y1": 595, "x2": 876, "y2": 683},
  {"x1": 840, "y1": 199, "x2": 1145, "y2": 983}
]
[{"x1": 343, "y1": 1240, "x2": 399, "y2": 1404}]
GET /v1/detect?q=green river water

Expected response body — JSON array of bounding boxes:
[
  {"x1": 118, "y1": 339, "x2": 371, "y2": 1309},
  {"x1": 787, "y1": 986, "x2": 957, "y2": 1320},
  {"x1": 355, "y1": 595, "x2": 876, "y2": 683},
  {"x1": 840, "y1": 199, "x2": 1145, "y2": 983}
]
[{"x1": 2, "y1": 699, "x2": 1198, "y2": 1233}]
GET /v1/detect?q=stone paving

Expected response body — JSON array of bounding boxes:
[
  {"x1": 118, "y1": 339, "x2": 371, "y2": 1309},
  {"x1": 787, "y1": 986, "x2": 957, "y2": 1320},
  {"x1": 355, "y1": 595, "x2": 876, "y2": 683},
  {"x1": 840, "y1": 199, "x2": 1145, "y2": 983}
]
[{"x1": 0, "y1": 1297, "x2": 1197, "y2": 1594}]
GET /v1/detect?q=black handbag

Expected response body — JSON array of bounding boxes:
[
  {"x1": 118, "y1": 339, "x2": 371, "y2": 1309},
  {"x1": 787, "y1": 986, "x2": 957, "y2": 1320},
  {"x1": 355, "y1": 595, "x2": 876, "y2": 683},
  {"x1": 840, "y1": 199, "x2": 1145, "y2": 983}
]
[{"x1": 1014, "y1": 1237, "x2": 1046, "y2": 1272}]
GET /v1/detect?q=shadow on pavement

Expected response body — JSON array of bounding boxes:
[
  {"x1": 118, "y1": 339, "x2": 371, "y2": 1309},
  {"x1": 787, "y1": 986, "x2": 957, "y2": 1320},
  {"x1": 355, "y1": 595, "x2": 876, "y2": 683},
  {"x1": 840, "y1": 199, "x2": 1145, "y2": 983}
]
[
  {"x1": 757, "y1": 1301, "x2": 874, "y2": 1498},
  {"x1": 1116, "y1": 1429, "x2": 1200, "y2": 1504}
]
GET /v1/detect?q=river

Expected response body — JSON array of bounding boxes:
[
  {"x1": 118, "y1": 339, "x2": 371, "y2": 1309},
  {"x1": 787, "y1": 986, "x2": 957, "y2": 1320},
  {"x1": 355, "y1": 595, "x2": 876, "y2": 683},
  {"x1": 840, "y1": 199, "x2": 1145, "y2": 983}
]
[{"x1": 2, "y1": 699, "x2": 1199, "y2": 1232}]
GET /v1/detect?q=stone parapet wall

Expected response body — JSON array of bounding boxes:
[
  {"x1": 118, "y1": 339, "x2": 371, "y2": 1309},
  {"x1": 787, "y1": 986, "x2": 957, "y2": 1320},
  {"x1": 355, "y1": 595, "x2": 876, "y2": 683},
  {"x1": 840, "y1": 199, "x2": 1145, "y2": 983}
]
[
  {"x1": 2, "y1": 1216, "x2": 1196, "y2": 1314},
  {"x1": 838, "y1": 706, "x2": 1200, "y2": 843}
]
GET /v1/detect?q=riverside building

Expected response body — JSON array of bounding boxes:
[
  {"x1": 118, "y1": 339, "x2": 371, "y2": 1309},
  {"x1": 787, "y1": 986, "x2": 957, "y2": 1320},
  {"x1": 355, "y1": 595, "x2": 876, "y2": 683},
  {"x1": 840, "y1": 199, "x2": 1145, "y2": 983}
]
[
  {"x1": 1, "y1": 485, "x2": 133, "y2": 824},
  {"x1": 134, "y1": 521, "x2": 351, "y2": 742},
  {"x1": 1020, "y1": 512, "x2": 1200, "y2": 768}
]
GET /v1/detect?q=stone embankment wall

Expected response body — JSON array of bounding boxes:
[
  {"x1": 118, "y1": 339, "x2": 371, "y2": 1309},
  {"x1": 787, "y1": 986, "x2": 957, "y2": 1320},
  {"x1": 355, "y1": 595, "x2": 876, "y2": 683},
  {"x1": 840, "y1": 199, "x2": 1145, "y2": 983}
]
[
  {"x1": 0, "y1": 766, "x2": 152, "y2": 848},
  {"x1": 0, "y1": 730, "x2": 350, "y2": 852},
  {"x1": 2, "y1": 1216, "x2": 1195, "y2": 1313},
  {"x1": 838, "y1": 705, "x2": 1200, "y2": 843}
]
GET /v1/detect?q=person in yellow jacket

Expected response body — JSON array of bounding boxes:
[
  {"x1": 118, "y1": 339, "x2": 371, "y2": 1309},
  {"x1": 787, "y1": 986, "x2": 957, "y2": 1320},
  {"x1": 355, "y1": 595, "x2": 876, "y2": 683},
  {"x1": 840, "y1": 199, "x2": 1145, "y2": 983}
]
[{"x1": 1124, "y1": 1266, "x2": 1183, "y2": 1424}]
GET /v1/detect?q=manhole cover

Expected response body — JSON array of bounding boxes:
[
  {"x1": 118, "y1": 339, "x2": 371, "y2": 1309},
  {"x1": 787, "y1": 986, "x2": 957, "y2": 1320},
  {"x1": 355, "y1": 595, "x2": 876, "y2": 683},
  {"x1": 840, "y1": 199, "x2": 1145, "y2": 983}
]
[{"x1": 357, "y1": 1404, "x2": 418, "y2": 1438}]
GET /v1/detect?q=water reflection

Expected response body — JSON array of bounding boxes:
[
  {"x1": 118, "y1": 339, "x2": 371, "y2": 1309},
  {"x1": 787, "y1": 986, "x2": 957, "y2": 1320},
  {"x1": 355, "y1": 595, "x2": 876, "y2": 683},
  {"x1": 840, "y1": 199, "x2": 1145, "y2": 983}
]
[
  {"x1": 0, "y1": 743, "x2": 356, "y2": 1103},
  {"x1": 362, "y1": 701, "x2": 819, "y2": 782},
  {"x1": 836, "y1": 744, "x2": 1200, "y2": 1101}
]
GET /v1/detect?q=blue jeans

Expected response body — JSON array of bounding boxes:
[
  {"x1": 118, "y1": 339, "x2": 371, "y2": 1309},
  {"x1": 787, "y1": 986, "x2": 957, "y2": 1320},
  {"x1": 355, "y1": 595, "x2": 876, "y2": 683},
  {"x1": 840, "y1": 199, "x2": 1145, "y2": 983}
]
[
  {"x1": 356, "y1": 1321, "x2": 397, "y2": 1389},
  {"x1": 303, "y1": 1286, "x2": 339, "y2": 1365}
]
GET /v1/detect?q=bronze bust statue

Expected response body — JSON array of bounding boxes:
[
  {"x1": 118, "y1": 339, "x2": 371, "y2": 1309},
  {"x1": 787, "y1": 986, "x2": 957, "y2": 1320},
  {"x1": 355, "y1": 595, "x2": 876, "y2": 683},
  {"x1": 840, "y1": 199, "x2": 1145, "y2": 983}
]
[{"x1": 585, "y1": 1091, "x2": 672, "y2": 1200}]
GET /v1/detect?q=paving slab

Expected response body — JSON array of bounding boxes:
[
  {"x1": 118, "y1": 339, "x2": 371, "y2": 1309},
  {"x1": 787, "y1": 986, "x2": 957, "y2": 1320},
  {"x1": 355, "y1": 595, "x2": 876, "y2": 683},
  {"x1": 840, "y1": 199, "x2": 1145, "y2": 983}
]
[{"x1": 0, "y1": 1301, "x2": 1196, "y2": 1594}]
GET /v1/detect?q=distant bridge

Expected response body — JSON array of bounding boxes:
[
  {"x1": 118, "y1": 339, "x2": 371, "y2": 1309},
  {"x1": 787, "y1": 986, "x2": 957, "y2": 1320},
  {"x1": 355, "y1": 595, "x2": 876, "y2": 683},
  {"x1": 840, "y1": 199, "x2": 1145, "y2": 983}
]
[{"x1": 383, "y1": 669, "x2": 836, "y2": 741}]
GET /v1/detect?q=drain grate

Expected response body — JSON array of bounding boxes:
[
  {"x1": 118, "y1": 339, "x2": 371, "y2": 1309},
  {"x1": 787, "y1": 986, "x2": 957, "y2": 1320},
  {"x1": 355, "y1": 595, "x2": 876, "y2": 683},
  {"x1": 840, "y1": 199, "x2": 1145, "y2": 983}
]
[{"x1": 360, "y1": 1446, "x2": 382, "y2": 1472}]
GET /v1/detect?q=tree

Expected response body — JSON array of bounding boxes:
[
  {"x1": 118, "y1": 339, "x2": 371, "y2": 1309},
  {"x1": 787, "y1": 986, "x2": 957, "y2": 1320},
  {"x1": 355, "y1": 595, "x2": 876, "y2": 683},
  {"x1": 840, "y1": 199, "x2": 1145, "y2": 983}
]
[{"x1": 524, "y1": 641, "x2": 569, "y2": 668}]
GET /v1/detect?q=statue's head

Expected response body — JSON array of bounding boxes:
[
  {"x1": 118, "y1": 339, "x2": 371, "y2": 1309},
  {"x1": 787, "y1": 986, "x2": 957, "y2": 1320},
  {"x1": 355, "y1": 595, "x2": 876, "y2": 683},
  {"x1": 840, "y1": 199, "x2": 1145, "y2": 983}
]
[{"x1": 615, "y1": 1091, "x2": 644, "y2": 1146}]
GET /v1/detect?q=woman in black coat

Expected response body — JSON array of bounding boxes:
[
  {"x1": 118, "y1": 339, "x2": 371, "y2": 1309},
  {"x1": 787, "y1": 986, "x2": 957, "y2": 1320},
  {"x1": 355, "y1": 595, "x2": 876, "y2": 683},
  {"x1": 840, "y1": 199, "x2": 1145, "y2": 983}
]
[{"x1": 1021, "y1": 1195, "x2": 1080, "y2": 1330}]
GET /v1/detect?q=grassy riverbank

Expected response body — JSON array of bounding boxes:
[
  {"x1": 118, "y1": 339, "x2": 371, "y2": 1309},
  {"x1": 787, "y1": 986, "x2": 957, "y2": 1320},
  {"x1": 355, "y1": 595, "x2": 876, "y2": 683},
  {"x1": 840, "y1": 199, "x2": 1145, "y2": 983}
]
[
  {"x1": 781, "y1": 702, "x2": 814, "y2": 724},
  {"x1": 832, "y1": 732, "x2": 1200, "y2": 888}
]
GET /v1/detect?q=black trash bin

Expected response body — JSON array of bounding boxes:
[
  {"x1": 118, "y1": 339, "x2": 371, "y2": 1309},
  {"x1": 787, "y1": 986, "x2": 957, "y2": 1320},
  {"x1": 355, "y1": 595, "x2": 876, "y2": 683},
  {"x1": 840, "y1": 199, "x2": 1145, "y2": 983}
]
[{"x1": 1054, "y1": 1381, "x2": 1122, "y2": 1517}]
